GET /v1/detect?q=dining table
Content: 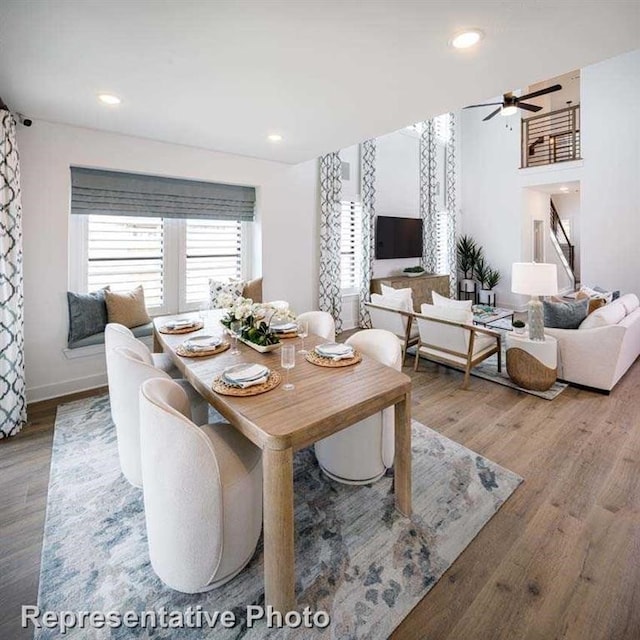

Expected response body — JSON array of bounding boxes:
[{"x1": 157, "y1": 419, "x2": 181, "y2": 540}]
[{"x1": 153, "y1": 312, "x2": 413, "y2": 612}]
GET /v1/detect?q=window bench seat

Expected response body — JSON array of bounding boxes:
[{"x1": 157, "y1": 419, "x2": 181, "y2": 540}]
[{"x1": 64, "y1": 322, "x2": 154, "y2": 359}]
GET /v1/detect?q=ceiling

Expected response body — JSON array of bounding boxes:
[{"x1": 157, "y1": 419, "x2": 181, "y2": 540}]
[{"x1": 1, "y1": 1, "x2": 638, "y2": 164}]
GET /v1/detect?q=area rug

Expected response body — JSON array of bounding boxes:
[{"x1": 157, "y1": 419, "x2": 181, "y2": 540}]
[{"x1": 34, "y1": 395, "x2": 522, "y2": 639}]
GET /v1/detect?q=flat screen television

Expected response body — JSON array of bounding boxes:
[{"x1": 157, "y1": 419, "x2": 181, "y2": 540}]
[{"x1": 375, "y1": 216, "x2": 423, "y2": 259}]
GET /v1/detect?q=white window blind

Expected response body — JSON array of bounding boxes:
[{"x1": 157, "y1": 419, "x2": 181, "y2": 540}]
[
  {"x1": 340, "y1": 201, "x2": 362, "y2": 291},
  {"x1": 185, "y1": 219, "x2": 242, "y2": 305},
  {"x1": 87, "y1": 214, "x2": 164, "y2": 307}
]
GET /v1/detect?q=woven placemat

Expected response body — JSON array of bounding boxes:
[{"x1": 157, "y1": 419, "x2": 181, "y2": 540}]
[
  {"x1": 176, "y1": 342, "x2": 230, "y2": 358},
  {"x1": 159, "y1": 321, "x2": 204, "y2": 335},
  {"x1": 305, "y1": 350, "x2": 362, "y2": 368},
  {"x1": 212, "y1": 370, "x2": 282, "y2": 396}
]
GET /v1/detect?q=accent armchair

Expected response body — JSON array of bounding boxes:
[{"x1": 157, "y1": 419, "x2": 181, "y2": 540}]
[{"x1": 413, "y1": 303, "x2": 501, "y2": 389}]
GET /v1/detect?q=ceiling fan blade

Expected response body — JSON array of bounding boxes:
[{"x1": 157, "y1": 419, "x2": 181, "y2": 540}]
[
  {"x1": 518, "y1": 83, "x2": 562, "y2": 101},
  {"x1": 464, "y1": 102, "x2": 503, "y2": 109},
  {"x1": 518, "y1": 103, "x2": 543, "y2": 113},
  {"x1": 483, "y1": 107, "x2": 502, "y2": 121}
]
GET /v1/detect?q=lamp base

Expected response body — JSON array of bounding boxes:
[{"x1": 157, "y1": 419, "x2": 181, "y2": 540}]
[{"x1": 528, "y1": 296, "x2": 545, "y2": 341}]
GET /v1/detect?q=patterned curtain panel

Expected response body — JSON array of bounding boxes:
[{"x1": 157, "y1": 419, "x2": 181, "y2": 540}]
[
  {"x1": 318, "y1": 153, "x2": 343, "y2": 333},
  {"x1": 419, "y1": 120, "x2": 438, "y2": 273},
  {"x1": 0, "y1": 107, "x2": 26, "y2": 438},
  {"x1": 445, "y1": 113, "x2": 458, "y2": 297},
  {"x1": 358, "y1": 139, "x2": 376, "y2": 328}
]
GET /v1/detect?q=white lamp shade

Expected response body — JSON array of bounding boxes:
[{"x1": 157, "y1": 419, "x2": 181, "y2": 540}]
[{"x1": 511, "y1": 263, "x2": 558, "y2": 296}]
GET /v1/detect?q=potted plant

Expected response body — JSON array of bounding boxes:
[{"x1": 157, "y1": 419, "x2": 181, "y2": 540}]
[
  {"x1": 512, "y1": 319, "x2": 526, "y2": 335},
  {"x1": 403, "y1": 265, "x2": 426, "y2": 278},
  {"x1": 475, "y1": 259, "x2": 501, "y2": 305},
  {"x1": 457, "y1": 235, "x2": 481, "y2": 294}
]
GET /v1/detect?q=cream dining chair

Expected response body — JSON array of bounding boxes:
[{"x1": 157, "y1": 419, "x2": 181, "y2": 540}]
[
  {"x1": 139, "y1": 377, "x2": 263, "y2": 593},
  {"x1": 314, "y1": 329, "x2": 402, "y2": 484},
  {"x1": 296, "y1": 310, "x2": 336, "y2": 342},
  {"x1": 106, "y1": 346, "x2": 208, "y2": 487}
]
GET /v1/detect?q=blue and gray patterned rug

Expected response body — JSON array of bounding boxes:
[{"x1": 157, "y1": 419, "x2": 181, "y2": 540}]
[{"x1": 36, "y1": 394, "x2": 522, "y2": 639}]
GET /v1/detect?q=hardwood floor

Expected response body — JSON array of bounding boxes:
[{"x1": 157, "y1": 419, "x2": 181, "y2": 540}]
[{"x1": 1, "y1": 365, "x2": 639, "y2": 639}]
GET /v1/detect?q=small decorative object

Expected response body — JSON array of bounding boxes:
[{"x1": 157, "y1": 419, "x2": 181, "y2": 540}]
[
  {"x1": 220, "y1": 297, "x2": 295, "y2": 351},
  {"x1": 403, "y1": 266, "x2": 426, "y2": 278},
  {"x1": 512, "y1": 319, "x2": 526, "y2": 335},
  {"x1": 511, "y1": 262, "x2": 558, "y2": 341}
]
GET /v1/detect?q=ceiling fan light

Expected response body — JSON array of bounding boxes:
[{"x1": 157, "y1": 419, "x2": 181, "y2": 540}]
[
  {"x1": 450, "y1": 29, "x2": 483, "y2": 49},
  {"x1": 501, "y1": 105, "x2": 518, "y2": 117}
]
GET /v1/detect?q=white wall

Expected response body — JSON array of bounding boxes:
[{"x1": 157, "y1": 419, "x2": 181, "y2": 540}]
[
  {"x1": 580, "y1": 49, "x2": 640, "y2": 294},
  {"x1": 18, "y1": 121, "x2": 318, "y2": 401},
  {"x1": 460, "y1": 108, "x2": 524, "y2": 308},
  {"x1": 374, "y1": 130, "x2": 421, "y2": 277}
]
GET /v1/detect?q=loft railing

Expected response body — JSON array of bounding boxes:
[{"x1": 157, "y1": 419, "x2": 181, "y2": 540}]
[
  {"x1": 550, "y1": 199, "x2": 575, "y2": 273},
  {"x1": 521, "y1": 104, "x2": 581, "y2": 168}
]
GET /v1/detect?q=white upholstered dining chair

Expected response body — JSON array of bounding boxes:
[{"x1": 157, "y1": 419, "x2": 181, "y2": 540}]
[
  {"x1": 296, "y1": 310, "x2": 336, "y2": 342},
  {"x1": 107, "y1": 346, "x2": 208, "y2": 487},
  {"x1": 105, "y1": 323, "x2": 180, "y2": 378},
  {"x1": 314, "y1": 329, "x2": 402, "y2": 484},
  {"x1": 139, "y1": 377, "x2": 263, "y2": 593}
]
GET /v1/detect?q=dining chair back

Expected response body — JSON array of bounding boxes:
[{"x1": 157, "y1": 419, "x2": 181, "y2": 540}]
[
  {"x1": 314, "y1": 329, "x2": 402, "y2": 484},
  {"x1": 139, "y1": 377, "x2": 263, "y2": 593},
  {"x1": 296, "y1": 310, "x2": 336, "y2": 342}
]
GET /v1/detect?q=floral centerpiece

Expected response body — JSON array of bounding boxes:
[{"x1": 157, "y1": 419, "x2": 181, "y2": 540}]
[{"x1": 219, "y1": 296, "x2": 294, "y2": 348}]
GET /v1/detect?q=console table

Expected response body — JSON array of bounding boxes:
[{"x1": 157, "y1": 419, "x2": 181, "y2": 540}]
[{"x1": 370, "y1": 274, "x2": 450, "y2": 312}]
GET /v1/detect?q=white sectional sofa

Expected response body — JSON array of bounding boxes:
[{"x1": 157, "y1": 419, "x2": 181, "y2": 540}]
[{"x1": 545, "y1": 293, "x2": 640, "y2": 392}]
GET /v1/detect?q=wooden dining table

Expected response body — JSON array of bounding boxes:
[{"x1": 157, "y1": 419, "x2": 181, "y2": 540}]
[{"x1": 153, "y1": 313, "x2": 413, "y2": 612}]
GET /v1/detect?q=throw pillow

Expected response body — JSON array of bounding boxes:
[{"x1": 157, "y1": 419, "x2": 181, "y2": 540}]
[
  {"x1": 67, "y1": 287, "x2": 110, "y2": 344},
  {"x1": 543, "y1": 298, "x2": 589, "y2": 329},
  {"x1": 242, "y1": 277, "x2": 263, "y2": 303},
  {"x1": 105, "y1": 285, "x2": 151, "y2": 329},
  {"x1": 371, "y1": 292, "x2": 412, "y2": 313},
  {"x1": 209, "y1": 279, "x2": 245, "y2": 308},
  {"x1": 593, "y1": 285, "x2": 620, "y2": 302},
  {"x1": 380, "y1": 284, "x2": 414, "y2": 310},
  {"x1": 432, "y1": 290, "x2": 473, "y2": 310}
]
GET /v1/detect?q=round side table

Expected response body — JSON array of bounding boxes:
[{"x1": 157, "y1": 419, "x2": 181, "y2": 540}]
[{"x1": 506, "y1": 333, "x2": 558, "y2": 391}]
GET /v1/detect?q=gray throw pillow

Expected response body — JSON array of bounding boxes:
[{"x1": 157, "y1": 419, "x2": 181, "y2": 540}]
[
  {"x1": 67, "y1": 288, "x2": 109, "y2": 345},
  {"x1": 543, "y1": 298, "x2": 589, "y2": 329}
]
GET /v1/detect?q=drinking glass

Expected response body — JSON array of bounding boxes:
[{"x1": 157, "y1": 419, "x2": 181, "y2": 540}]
[
  {"x1": 229, "y1": 320, "x2": 242, "y2": 355},
  {"x1": 297, "y1": 320, "x2": 308, "y2": 355},
  {"x1": 281, "y1": 344, "x2": 295, "y2": 391},
  {"x1": 198, "y1": 302, "x2": 210, "y2": 329}
]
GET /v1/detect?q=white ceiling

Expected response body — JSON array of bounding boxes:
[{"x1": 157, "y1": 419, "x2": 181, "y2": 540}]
[{"x1": 1, "y1": 1, "x2": 639, "y2": 164}]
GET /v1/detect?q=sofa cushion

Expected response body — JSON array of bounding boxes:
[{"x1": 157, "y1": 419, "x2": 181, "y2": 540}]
[
  {"x1": 67, "y1": 287, "x2": 110, "y2": 344},
  {"x1": 432, "y1": 290, "x2": 473, "y2": 310},
  {"x1": 105, "y1": 285, "x2": 152, "y2": 329},
  {"x1": 68, "y1": 322, "x2": 153, "y2": 349},
  {"x1": 543, "y1": 298, "x2": 589, "y2": 329},
  {"x1": 579, "y1": 300, "x2": 627, "y2": 329},
  {"x1": 209, "y1": 279, "x2": 245, "y2": 308},
  {"x1": 618, "y1": 293, "x2": 639, "y2": 315},
  {"x1": 371, "y1": 292, "x2": 412, "y2": 313}
]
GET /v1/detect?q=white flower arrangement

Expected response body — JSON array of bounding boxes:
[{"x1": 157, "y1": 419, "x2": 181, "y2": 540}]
[{"x1": 220, "y1": 297, "x2": 296, "y2": 346}]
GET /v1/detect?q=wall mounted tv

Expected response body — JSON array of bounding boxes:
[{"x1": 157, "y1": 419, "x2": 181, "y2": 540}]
[{"x1": 375, "y1": 216, "x2": 423, "y2": 259}]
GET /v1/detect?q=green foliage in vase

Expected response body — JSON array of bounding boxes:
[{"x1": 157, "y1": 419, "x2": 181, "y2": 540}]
[
  {"x1": 457, "y1": 235, "x2": 482, "y2": 279},
  {"x1": 240, "y1": 321, "x2": 280, "y2": 346},
  {"x1": 403, "y1": 265, "x2": 425, "y2": 273}
]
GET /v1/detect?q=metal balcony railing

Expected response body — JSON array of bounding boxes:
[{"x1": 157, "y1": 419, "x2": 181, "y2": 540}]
[{"x1": 521, "y1": 104, "x2": 581, "y2": 168}]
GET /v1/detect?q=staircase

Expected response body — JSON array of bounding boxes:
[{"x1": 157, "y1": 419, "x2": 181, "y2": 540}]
[{"x1": 550, "y1": 199, "x2": 576, "y2": 289}]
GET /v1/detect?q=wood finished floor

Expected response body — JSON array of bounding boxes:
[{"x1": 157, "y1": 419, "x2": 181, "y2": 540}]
[{"x1": 1, "y1": 365, "x2": 639, "y2": 639}]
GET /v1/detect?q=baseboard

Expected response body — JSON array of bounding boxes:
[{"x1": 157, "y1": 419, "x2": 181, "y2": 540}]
[{"x1": 27, "y1": 372, "x2": 108, "y2": 404}]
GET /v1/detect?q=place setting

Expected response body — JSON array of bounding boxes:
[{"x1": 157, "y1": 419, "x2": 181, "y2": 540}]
[
  {"x1": 305, "y1": 342, "x2": 362, "y2": 367},
  {"x1": 158, "y1": 317, "x2": 204, "y2": 334},
  {"x1": 212, "y1": 362, "x2": 282, "y2": 396},
  {"x1": 175, "y1": 334, "x2": 229, "y2": 358}
]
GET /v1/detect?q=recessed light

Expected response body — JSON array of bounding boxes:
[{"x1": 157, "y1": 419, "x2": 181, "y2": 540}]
[
  {"x1": 559, "y1": 186, "x2": 569, "y2": 192},
  {"x1": 267, "y1": 133, "x2": 283, "y2": 142},
  {"x1": 98, "y1": 93, "x2": 121, "y2": 105},
  {"x1": 450, "y1": 29, "x2": 483, "y2": 50}
]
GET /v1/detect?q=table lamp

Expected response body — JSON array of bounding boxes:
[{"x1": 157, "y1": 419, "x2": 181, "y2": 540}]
[{"x1": 511, "y1": 262, "x2": 558, "y2": 341}]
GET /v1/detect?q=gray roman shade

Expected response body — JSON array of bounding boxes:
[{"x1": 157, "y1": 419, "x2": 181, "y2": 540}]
[{"x1": 70, "y1": 167, "x2": 255, "y2": 221}]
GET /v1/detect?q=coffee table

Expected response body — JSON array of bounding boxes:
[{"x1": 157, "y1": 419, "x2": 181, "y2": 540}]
[{"x1": 472, "y1": 306, "x2": 514, "y2": 330}]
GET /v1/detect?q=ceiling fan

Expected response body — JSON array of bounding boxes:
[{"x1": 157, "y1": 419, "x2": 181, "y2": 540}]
[{"x1": 464, "y1": 84, "x2": 562, "y2": 121}]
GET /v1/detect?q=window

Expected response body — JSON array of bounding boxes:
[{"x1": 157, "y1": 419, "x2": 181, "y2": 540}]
[
  {"x1": 340, "y1": 200, "x2": 362, "y2": 292},
  {"x1": 73, "y1": 215, "x2": 247, "y2": 314}
]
